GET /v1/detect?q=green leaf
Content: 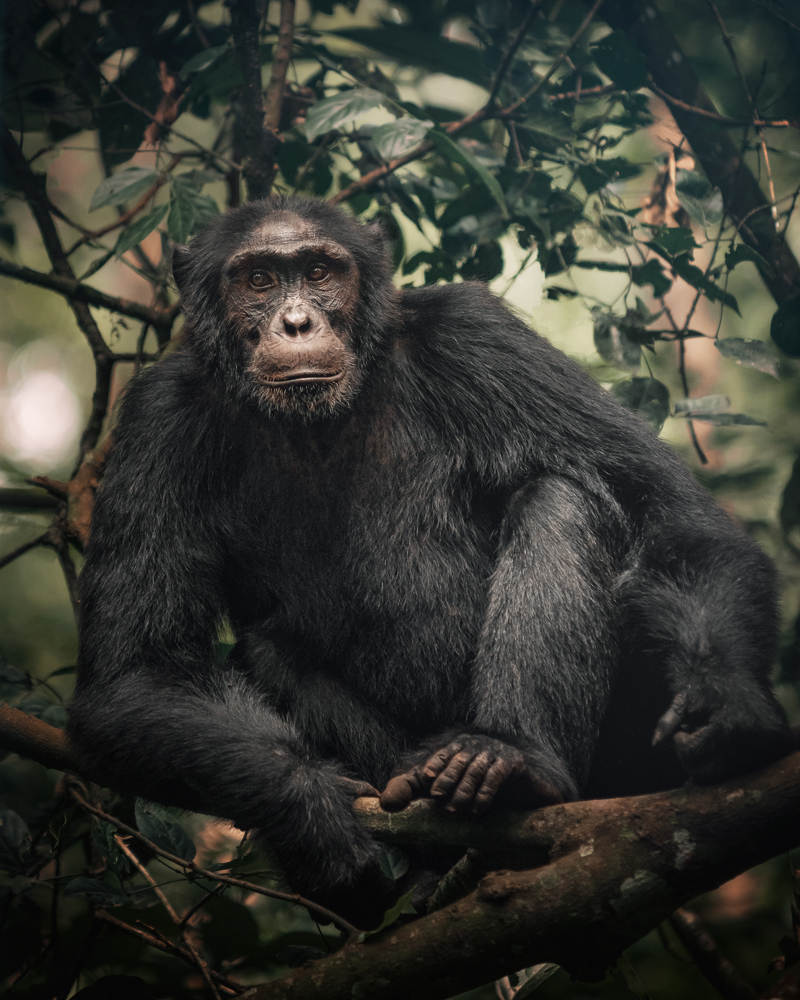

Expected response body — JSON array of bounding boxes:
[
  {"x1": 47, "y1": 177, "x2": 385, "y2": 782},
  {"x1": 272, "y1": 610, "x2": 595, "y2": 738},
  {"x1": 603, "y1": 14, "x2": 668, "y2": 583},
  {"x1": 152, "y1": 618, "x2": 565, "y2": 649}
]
[
  {"x1": 674, "y1": 169, "x2": 723, "y2": 228},
  {"x1": 92, "y1": 820, "x2": 132, "y2": 880},
  {"x1": 0, "y1": 662, "x2": 32, "y2": 688},
  {"x1": 361, "y1": 888, "x2": 416, "y2": 939},
  {"x1": 539, "y1": 234, "x2": 577, "y2": 276},
  {"x1": 427, "y1": 130, "x2": 507, "y2": 217},
  {"x1": 593, "y1": 309, "x2": 641, "y2": 372},
  {"x1": 612, "y1": 377, "x2": 670, "y2": 432},
  {"x1": 674, "y1": 395, "x2": 730, "y2": 415},
  {"x1": 90, "y1": 167, "x2": 159, "y2": 211},
  {"x1": 577, "y1": 157, "x2": 641, "y2": 194},
  {"x1": 647, "y1": 227, "x2": 698, "y2": 257},
  {"x1": 592, "y1": 31, "x2": 648, "y2": 90},
  {"x1": 0, "y1": 810, "x2": 30, "y2": 870},
  {"x1": 715, "y1": 337, "x2": 780, "y2": 376},
  {"x1": 631, "y1": 259, "x2": 672, "y2": 296},
  {"x1": 114, "y1": 204, "x2": 168, "y2": 257},
  {"x1": 135, "y1": 800, "x2": 195, "y2": 861},
  {"x1": 63, "y1": 877, "x2": 129, "y2": 906},
  {"x1": 725, "y1": 243, "x2": 774, "y2": 277},
  {"x1": 372, "y1": 118, "x2": 431, "y2": 159},
  {"x1": 514, "y1": 964, "x2": 561, "y2": 999},
  {"x1": 330, "y1": 27, "x2": 489, "y2": 87},
  {"x1": 403, "y1": 248, "x2": 457, "y2": 284},
  {"x1": 379, "y1": 846, "x2": 410, "y2": 882},
  {"x1": 460, "y1": 241, "x2": 504, "y2": 282},
  {"x1": 168, "y1": 191, "x2": 196, "y2": 244},
  {"x1": 670, "y1": 256, "x2": 740, "y2": 313},
  {"x1": 46, "y1": 664, "x2": 76, "y2": 678},
  {"x1": 179, "y1": 45, "x2": 229, "y2": 80},
  {"x1": 770, "y1": 297, "x2": 800, "y2": 358},
  {"x1": 304, "y1": 88, "x2": 387, "y2": 142}
]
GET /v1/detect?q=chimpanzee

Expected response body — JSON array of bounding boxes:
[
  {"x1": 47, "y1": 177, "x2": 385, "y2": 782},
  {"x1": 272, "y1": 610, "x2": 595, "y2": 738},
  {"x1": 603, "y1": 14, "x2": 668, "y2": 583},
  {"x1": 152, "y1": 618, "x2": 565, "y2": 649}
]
[{"x1": 69, "y1": 196, "x2": 790, "y2": 925}]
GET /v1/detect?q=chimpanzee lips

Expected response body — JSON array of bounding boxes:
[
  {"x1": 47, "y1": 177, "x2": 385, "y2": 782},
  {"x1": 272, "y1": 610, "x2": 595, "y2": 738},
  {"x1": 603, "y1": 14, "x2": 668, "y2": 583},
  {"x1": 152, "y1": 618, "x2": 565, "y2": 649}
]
[{"x1": 263, "y1": 371, "x2": 344, "y2": 386}]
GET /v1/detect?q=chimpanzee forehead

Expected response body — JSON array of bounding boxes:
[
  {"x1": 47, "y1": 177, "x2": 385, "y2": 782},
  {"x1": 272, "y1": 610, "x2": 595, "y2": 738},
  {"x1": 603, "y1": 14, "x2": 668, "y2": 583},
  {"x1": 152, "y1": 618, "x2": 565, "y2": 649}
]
[{"x1": 226, "y1": 211, "x2": 355, "y2": 268}]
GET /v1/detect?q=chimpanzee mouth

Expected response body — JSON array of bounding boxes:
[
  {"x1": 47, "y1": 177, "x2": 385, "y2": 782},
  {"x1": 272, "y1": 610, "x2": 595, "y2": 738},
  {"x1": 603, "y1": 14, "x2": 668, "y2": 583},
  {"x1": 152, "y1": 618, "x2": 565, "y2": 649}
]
[{"x1": 263, "y1": 371, "x2": 344, "y2": 386}]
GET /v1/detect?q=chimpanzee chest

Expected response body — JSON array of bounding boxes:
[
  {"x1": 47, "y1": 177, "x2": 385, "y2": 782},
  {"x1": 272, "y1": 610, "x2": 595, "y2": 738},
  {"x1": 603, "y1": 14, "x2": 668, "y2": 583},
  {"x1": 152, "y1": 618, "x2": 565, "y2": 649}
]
[{"x1": 224, "y1": 426, "x2": 495, "y2": 711}]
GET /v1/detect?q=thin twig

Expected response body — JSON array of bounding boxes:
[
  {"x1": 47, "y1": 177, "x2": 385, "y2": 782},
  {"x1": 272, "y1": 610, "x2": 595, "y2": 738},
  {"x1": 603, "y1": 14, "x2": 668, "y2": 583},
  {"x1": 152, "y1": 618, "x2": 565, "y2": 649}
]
[
  {"x1": 669, "y1": 908, "x2": 757, "y2": 1000},
  {"x1": 0, "y1": 533, "x2": 47, "y2": 571},
  {"x1": 114, "y1": 835, "x2": 223, "y2": 1000},
  {"x1": 660, "y1": 302, "x2": 709, "y2": 465},
  {"x1": 486, "y1": 1, "x2": 547, "y2": 107},
  {"x1": 549, "y1": 82, "x2": 618, "y2": 102},
  {"x1": 68, "y1": 784, "x2": 361, "y2": 937},
  {"x1": 95, "y1": 911, "x2": 244, "y2": 994},
  {"x1": 0, "y1": 259, "x2": 177, "y2": 332},
  {"x1": 649, "y1": 79, "x2": 797, "y2": 129},
  {"x1": 187, "y1": 0, "x2": 211, "y2": 49},
  {"x1": 708, "y1": 2, "x2": 779, "y2": 223}
]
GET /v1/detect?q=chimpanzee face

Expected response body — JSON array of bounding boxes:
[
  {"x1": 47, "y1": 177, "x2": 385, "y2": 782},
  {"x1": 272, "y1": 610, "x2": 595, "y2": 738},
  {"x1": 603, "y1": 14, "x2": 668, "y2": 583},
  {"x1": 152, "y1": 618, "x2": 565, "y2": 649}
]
[{"x1": 221, "y1": 212, "x2": 364, "y2": 419}]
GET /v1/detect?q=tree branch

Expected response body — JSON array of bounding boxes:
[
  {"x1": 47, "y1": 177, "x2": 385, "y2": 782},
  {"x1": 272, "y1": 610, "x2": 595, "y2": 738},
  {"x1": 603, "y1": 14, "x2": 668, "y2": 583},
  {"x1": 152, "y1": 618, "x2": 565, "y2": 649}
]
[
  {"x1": 2, "y1": 707, "x2": 799, "y2": 999},
  {"x1": 669, "y1": 907, "x2": 757, "y2": 1000},
  {"x1": 604, "y1": 1, "x2": 800, "y2": 305},
  {"x1": 0, "y1": 259, "x2": 177, "y2": 333},
  {"x1": 245, "y1": 754, "x2": 800, "y2": 1000},
  {"x1": 229, "y1": 0, "x2": 294, "y2": 199},
  {"x1": 263, "y1": 1, "x2": 296, "y2": 132}
]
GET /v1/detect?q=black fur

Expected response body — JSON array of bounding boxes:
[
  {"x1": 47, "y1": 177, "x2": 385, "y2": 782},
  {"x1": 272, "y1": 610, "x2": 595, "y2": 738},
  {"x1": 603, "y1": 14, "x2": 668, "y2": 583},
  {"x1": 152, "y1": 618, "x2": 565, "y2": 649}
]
[{"x1": 69, "y1": 197, "x2": 790, "y2": 920}]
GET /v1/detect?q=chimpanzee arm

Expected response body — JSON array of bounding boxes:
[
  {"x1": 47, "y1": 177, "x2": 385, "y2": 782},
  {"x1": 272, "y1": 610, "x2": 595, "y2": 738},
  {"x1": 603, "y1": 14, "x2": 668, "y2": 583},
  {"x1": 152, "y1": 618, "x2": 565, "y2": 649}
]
[
  {"x1": 68, "y1": 357, "x2": 382, "y2": 901},
  {"x1": 621, "y1": 519, "x2": 791, "y2": 783},
  {"x1": 382, "y1": 475, "x2": 618, "y2": 813}
]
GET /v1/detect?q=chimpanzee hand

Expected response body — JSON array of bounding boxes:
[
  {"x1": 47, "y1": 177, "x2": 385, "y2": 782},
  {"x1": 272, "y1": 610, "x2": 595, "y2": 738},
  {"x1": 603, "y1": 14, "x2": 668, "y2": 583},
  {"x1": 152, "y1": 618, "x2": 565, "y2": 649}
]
[
  {"x1": 380, "y1": 734, "x2": 569, "y2": 816},
  {"x1": 265, "y1": 770, "x2": 398, "y2": 931},
  {"x1": 653, "y1": 688, "x2": 792, "y2": 784}
]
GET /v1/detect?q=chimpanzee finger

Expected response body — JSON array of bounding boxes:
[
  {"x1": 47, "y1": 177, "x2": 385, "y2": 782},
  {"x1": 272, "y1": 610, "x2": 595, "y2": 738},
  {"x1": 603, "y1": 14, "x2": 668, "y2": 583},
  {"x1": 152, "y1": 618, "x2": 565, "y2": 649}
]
[
  {"x1": 379, "y1": 768, "x2": 428, "y2": 812},
  {"x1": 471, "y1": 759, "x2": 514, "y2": 815},
  {"x1": 446, "y1": 751, "x2": 492, "y2": 812},
  {"x1": 652, "y1": 692, "x2": 687, "y2": 746},
  {"x1": 431, "y1": 750, "x2": 477, "y2": 799},
  {"x1": 421, "y1": 741, "x2": 463, "y2": 779},
  {"x1": 339, "y1": 777, "x2": 381, "y2": 798}
]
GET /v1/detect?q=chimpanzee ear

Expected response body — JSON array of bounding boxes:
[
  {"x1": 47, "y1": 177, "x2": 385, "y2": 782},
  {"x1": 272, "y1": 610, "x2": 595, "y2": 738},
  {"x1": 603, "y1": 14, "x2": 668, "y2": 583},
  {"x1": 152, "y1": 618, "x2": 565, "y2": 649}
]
[
  {"x1": 171, "y1": 244, "x2": 191, "y2": 293},
  {"x1": 363, "y1": 221, "x2": 393, "y2": 264}
]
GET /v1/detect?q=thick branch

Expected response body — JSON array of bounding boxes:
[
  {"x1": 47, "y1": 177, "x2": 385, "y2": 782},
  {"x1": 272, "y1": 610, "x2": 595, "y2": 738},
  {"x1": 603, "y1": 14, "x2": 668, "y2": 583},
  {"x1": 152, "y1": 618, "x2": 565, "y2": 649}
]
[
  {"x1": 248, "y1": 754, "x2": 800, "y2": 1000},
  {"x1": 0, "y1": 259, "x2": 176, "y2": 333},
  {"x1": 0, "y1": 488, "x2": 58, "y2": 510},
  {"x1": 2, "y1": 707, "x2": 800, "y2": 999},
  {"x1": 0, "y1": 706, "x2": 78, "y2": 773},
  {"x1": 604, "y1": 1, "x2": 800, "y2": 305},
  {"x1": 229, "y1": 0, "x2": 293, "y2": 199},
  {"x1": 263, "y1": 1, "x2": 296, "y2": 132}
]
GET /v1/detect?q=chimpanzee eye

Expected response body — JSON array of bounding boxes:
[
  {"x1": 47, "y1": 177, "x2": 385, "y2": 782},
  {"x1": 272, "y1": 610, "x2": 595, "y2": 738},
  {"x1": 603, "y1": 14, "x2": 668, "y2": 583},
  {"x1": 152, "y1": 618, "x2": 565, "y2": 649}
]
[
  {"x1": 249, "y1": 271, "x2": 273, "y2": 289},
  {"x1": 307, "y1": 264, "x2": 329, "y2": 282}
]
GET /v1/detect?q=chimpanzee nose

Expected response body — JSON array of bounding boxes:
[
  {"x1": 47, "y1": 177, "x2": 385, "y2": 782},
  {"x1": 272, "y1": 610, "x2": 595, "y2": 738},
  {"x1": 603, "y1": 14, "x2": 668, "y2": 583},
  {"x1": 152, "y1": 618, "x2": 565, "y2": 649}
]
[{"x1": 281, "y1": 306, "x2": 313, "y2": 338}]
